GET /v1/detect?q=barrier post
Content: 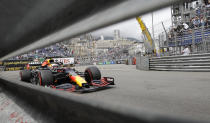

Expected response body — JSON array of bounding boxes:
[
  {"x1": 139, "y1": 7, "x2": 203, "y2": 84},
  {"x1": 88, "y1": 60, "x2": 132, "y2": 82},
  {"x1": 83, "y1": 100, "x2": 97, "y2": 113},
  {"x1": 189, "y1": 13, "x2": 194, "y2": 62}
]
[
  {"x1": 174, "y1": 32, "x2": 177, "y2": 55},
  {"x1": 192, "y1": 29, "x2": 195, "y2": 53},
  {"x1": 202, "y1": 26, "x2": 206, "y2": 52}
]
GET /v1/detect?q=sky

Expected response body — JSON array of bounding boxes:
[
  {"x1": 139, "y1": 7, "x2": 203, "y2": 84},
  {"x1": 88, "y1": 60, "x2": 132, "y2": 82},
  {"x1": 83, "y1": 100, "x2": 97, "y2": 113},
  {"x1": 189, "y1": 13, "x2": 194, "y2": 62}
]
[{"x1": 92, "y1": 7, "x2": 172, "y2": 41}]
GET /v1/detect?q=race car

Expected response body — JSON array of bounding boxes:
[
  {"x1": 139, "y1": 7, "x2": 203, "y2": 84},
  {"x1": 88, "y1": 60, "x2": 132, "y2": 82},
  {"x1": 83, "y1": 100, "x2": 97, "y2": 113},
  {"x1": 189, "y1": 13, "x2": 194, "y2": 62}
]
[{"x1": 19, "y1": 59, "x2": 114, "y2": 92}]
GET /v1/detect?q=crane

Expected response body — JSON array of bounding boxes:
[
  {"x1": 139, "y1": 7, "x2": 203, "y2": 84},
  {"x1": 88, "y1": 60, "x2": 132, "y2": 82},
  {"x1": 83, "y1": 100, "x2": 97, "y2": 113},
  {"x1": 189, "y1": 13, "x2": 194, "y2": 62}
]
[{"x1": 136, "y1": 17, "x2": 156, "y2": 54}]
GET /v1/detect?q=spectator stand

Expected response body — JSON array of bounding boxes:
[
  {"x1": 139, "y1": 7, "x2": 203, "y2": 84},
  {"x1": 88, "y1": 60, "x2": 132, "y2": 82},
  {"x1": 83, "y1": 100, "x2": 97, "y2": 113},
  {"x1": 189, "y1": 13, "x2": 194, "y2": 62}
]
[{"x1": 158, "y1": 0, "x2": 210, "y2": 56}]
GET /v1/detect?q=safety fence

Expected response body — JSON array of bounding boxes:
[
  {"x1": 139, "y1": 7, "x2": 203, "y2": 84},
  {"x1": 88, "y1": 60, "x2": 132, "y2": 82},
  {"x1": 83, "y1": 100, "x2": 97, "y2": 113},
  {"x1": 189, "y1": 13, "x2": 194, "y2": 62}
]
[
  {"x1": 159, "y1": 26, "x2": 210, "y2": 55},
  {"x1": 169, "y1": 27, "x2": 210, "y2": 46}
]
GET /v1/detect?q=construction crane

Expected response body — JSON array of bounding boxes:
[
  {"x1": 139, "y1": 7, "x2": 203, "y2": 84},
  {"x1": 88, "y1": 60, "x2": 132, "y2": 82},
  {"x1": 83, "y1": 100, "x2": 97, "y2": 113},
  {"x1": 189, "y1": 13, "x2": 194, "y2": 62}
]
[{"x1": 136, "y1": 17, "x2": 156, "y2": 54}]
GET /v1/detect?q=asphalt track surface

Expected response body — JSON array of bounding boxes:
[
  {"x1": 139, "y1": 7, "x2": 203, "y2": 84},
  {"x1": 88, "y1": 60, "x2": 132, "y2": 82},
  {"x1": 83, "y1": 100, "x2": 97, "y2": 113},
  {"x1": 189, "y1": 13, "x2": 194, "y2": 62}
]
[
  {"x1": 0, "y1": 89, "x2": 38, "y2": 123},
  {"x1": 1, "y1": 64, "x2": 210, "y2": 122}
]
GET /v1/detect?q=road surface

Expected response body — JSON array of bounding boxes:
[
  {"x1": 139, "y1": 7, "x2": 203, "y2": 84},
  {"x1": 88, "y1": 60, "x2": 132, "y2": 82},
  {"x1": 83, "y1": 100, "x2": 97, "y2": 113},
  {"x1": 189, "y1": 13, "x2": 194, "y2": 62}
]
[{"x1": 1, "y1": 64, "x2": 210, "y2": 122}]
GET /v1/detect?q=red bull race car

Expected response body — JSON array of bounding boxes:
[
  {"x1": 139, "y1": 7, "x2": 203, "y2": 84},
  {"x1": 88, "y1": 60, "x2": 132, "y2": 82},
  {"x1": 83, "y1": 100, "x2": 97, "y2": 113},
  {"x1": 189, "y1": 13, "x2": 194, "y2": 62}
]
[{"x1": 19, "y1": 59, "x2": 115, "y2": 93}]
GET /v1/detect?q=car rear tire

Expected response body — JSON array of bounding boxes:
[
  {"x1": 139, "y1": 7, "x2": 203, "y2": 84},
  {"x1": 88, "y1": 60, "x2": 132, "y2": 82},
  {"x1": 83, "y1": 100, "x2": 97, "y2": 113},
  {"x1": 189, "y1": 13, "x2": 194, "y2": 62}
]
[
  {"x1": 38, "y1": 70, "x2": 54, "y2": 86},
  {"x1": 20, "y1": 70, "x2": 31, "y2": 82},
  {"x1": 85, "y1": 66, "x2": 101, "y2": 83}
]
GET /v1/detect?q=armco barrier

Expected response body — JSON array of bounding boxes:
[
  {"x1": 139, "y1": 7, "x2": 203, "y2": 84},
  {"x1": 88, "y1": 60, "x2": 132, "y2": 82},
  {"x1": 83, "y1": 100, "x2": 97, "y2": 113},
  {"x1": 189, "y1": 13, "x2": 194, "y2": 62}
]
[
  {"x1": 0, "y1": 75, "x2": 202, "y2": 123},
  {"x1": 136, "y1": 53, "x2": 210, "y2": 72},
  {"x1": 150, "y1": 53, "x2": 210, "y2": 72}
]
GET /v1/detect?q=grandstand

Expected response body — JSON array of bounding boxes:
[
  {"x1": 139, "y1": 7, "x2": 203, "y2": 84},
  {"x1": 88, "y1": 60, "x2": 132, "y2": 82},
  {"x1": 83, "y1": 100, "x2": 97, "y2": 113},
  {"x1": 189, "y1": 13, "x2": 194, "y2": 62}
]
[
  {"x1": 10, "y1": 43, "x2": 72, "y2": 60},
  {"x1": 159, "y1": 0, "x2": 210, "y2": 55}
]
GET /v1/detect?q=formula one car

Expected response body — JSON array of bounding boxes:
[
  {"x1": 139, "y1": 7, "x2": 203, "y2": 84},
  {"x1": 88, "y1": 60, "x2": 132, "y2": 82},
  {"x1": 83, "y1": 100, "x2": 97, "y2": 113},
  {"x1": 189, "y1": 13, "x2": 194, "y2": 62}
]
[{"x1": 19, "y1": 59, "x2": 114, "y2": 93}]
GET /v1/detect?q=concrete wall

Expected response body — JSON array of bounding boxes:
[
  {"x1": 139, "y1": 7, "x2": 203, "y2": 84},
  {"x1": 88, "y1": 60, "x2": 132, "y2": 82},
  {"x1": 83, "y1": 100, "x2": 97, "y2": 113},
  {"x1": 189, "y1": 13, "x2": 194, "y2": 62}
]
[{"x1": 136, "y1": 52, "x2": 149, "y2": 71}]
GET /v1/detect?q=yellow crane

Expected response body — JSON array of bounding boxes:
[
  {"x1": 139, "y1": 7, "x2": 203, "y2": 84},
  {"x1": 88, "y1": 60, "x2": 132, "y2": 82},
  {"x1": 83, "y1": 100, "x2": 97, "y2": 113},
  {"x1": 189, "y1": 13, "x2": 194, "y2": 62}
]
[{"x1": 136, "y1": 17, "x2": 156, "y2": 54}]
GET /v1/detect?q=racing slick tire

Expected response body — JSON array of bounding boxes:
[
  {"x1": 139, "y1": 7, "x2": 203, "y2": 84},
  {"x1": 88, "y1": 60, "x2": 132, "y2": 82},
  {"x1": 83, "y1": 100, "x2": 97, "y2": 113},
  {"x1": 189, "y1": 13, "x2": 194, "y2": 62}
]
[
  {"x1": 38, "y1": 70, "x2": 54, "y2": 86},
  {"x1": 20, "y1": 70, "x2": 31, "y2": 82},
  {"x1": 85, "y1": 66, "x2": 101, "y2": 83}
]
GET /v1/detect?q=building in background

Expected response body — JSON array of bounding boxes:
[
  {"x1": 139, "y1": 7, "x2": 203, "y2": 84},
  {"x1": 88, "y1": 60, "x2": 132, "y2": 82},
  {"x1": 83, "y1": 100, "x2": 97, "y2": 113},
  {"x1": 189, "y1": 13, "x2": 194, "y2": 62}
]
[
  {"x1": 114, "y1": 29, "x2": 121, "y2": 40},
  {"x1": 68, "y1": 31, "x2": 144, "y2": 64}
]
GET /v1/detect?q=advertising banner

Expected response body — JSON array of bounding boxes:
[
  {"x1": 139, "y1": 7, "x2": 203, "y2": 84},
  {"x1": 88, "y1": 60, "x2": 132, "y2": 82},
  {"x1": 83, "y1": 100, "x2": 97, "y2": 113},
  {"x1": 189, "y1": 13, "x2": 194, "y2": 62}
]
[
  {"x1": 53, "y1": 57, "x2": 74, "y2": 65},
  {"x1": 2, "y1": 60, "x2": 32, "y2": 71}
]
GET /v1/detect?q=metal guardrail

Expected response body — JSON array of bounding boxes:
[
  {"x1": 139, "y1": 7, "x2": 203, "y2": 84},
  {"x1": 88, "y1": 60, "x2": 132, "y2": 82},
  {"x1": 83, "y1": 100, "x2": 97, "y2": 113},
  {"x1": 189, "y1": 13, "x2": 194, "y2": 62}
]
[{"x1": 150, "y1": 53, "x2": 210, "y2": 72}]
